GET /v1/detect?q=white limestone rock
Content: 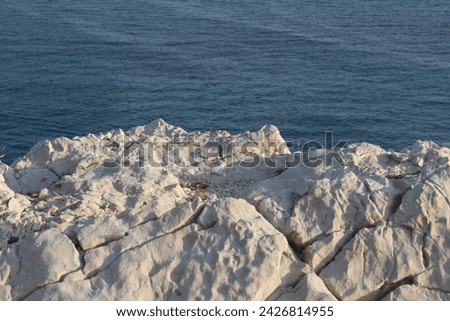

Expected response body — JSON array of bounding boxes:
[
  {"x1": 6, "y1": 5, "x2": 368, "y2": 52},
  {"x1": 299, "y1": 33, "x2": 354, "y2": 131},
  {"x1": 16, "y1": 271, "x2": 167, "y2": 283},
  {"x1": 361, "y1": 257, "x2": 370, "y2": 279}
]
[
  {"x1": 1, "y1": 120, "x2": 450, "y2": 301},
  {"x1": 0, "y1": 180, "x2": 15, "y2": 205},
  {"x1": 275, "y1": 272, "x2": 337, "y2": 301},
  {"x1": 414, "y1": 235, "x2": 450, "y2": 292},
  {"x1": 76, "y1": 216, "x2": 129, "y2": 251},
  {"x1": 342, "y1": 142, "x2": 420, "y2": 178},
  {"x1": 0, "y1": 285, "x2": 12, "y2": 301},
  {"x1": 388, "y1": 167, "x2": 450, "y2": 293},
  {"x1": 0, "y1": 161, "x2": 7, "y2": 174},
  {"x1": 13, "y1": 135, "x2": 103, "y2": 177},
  {"x1": 319, "y1": 225, "x2": 425, "y2": 300},
  {"x1": 82, "y1": 201, "x2": 201, "y2": 276},
  {"x1": 127, "y1": 118, "x2": 188, "y2": 142},
  {"x1": 391, "y1": 167, "x2": 450, "y2": 238},
  {"x1": 410, "y1": 140, "x2": 441, "y2": 168},
  {"x1": 382, "y1": 285, "x2": 450, "y2": 301},
  {"x1": 120, "y1": 119, "x2": 289, "y2": 172},
  {"x1": 52, "y1": 164, "x2": 187, "y2": 227},
  {"x1": 0, "y1": 229, "x2": 81, "y2": 300},
  {"x1": 28, "y1": 198, "x2": 306, "y2": 300},
  {"x1": 302, "y1": 230, "x2": 355, "y2": 273},
  {"x1": 4, "y1": 167, "x2": 60, "y2": 195},
  {"x1": 7, "y1": 194, "x2": 31, "y2": 213},
  {"x1": 243, "y1": 166, "x2": 384, "y2": 248}
]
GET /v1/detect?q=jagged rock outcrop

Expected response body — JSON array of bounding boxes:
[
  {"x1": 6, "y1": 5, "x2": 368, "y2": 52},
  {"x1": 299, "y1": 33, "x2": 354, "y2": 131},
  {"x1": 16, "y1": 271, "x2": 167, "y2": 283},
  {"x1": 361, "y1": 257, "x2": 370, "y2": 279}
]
[{"x1": 0, "y1": 119, "x2": 449, "y2": 300}]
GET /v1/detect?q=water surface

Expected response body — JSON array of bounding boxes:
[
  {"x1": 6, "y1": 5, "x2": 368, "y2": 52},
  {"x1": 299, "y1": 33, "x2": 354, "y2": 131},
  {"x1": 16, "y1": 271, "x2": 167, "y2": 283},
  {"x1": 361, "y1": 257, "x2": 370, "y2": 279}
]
[{"x1": 1, "y1": 0, "x2": 449, "y2": 163}]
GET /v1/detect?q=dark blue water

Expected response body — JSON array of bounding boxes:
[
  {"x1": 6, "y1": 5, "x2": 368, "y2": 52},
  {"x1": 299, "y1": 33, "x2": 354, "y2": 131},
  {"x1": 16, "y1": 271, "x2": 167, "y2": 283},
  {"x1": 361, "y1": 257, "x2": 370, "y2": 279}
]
[{"x1": 1, "y1": 0, "x2": 450, "y2": 164}]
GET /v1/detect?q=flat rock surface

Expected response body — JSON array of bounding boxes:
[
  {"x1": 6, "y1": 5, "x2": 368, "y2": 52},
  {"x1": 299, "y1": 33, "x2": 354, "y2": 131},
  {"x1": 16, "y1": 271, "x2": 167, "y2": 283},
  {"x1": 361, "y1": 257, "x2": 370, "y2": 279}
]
[{"x1": 1, "y1": 119, "x2": 449, "y2": 300}]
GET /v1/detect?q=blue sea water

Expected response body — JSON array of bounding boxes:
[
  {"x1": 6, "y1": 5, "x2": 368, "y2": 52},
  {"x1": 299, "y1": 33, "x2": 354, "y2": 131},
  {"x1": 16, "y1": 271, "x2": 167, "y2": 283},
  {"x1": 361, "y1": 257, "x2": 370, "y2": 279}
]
[{"x1": 1, "y1": 0, "x2": 449, "y2": 164}]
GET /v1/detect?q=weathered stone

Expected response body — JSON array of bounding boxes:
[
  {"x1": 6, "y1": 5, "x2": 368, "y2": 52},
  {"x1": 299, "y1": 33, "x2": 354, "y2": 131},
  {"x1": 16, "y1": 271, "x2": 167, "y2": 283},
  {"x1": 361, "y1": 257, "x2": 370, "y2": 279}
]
[
  {"x1": 1, "y1": 120, "x2": 449, "y2": 301},
  {"x1": 76, "y1": 216, "x2": 129, "y2": 251},
  {"x1": 276, "y1": 272, "x2": 337, "y2": 301},
  {"x1": 382, "y1": 285, "x2": 450, "y2": 301},
  {"x1": 319, "y1": 225, "x2": 425, "y2": 300},
  {"x1": 28, "y1": 198, "x2": 306, "y2": 300},
  {"x1": 0, "y1": 229, "x2": 81, "y2": 300}
]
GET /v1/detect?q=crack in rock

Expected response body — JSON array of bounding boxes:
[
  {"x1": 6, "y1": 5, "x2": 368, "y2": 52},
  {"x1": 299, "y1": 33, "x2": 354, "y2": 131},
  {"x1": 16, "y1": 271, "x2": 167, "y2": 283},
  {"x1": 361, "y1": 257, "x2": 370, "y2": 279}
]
[
  {"x1": 371, "y1": 276, "x2": 415, "y2": 301},
  {"x1": 314, "y1": 225, "x2": 377, "y2": 275},
  {"x1": 19, "y1": 267, "x2": 83, "y2": 301},
  {"x1": 84, "y1": 203, "x2": 206, "y2": 279}
]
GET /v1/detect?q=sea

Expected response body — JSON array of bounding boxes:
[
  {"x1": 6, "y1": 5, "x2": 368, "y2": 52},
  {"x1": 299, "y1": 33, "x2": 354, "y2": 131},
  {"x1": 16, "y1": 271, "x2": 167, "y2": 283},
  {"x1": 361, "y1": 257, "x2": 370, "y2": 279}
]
[{"x1": 1, "y1": 0, "x2": 449, "y2": 164}]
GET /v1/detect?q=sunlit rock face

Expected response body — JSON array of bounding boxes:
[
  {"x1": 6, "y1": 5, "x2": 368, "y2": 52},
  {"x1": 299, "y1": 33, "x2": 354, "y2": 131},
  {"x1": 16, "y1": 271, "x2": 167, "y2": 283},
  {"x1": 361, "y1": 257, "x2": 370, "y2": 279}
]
[{"x1": 1, "y1": 120, "x2": 449, "y2": 301}]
